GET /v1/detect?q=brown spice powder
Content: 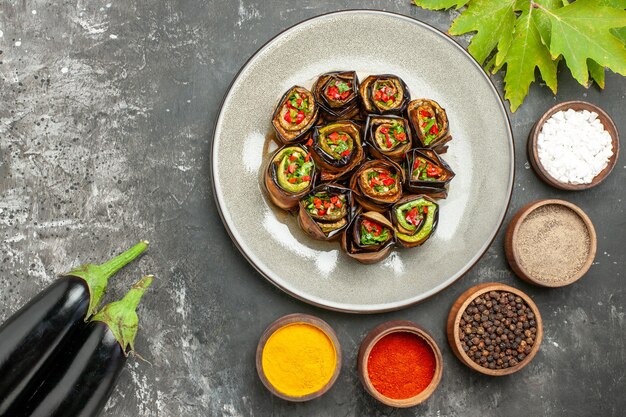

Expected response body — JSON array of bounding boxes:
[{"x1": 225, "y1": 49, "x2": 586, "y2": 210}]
[{"x1": 516, "y1": 204, "x2": 591, "y2": 283}]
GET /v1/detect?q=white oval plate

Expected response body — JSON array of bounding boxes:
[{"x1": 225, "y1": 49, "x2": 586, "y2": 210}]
[{"x1": 212, "y1": 10, "x2": 514, "y2": 313}]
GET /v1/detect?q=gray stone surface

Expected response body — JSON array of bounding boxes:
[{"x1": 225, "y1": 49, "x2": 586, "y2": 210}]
[{"x1": 0, "y1": 1, "x2": 624, "y2": 416}]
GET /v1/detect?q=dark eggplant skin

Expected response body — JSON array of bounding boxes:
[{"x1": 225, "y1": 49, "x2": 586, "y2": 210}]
[
  {"x1": 312, "y1": 71, "x2": 361, "y2": 120},
  {"x1": 364, "y1": 115, "x2": 412, "y2": 162},
  {"x1": 0, "y1": 241, "x2": 148, "y2": 416},
  {"x1": 0, "y1": 277, "x2": 88, "y2": 415},
  {"x1": 7, "y1": 274, "x2": 153, "y2": 417},
  {"x1": 403, "y1": 148, "x2": 455, "y2": 198},
  {"x1": 7, "y1": 321, "x2": 126, "y2": 417},
  {"x1": 359, "y1": 74, "x2": 410, "y2": 115},
  {"x1": 340, "y1": 210, "x2": 396, "y2": 264}
]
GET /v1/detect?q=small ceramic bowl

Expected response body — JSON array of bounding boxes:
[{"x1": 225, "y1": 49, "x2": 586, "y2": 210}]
[
  {"x1": 256, "y1": 313, "x2": 341, "y2": 402},
  {"x1": 447, "y1": 283, "x2": 543, "y2": 376},
  {"x1": 505, "y1": 199, "x2": 597, "y2": 287},
  {"x1": 527, "y1": 101, "x2": 619, "y2": 190},
  {"x1": 358, "y1": 320, "x2": 443, "y2": 407}
]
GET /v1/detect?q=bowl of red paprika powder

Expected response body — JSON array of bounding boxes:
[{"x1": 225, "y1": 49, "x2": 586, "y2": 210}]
[{"x1": 358, "y1": 321, "x2": 443, "y2": 408}]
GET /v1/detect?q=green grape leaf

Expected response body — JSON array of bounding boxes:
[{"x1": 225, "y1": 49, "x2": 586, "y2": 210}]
[
  {"x1": 538, "y1": 0, "x2": 626, "y2": 86},
  {"x1": 484, "y1": 53, "x2": 498, "y2": 73},
  {"x1": 600, "y1": 0, "x2": 626, "y2": 43},
  {"x1": 498, "y1": 4, "x2": 558, "y2": 111},
  {"x1": 599, "y1": 0, "x2": 626, "y2": 8},
  {"x1": 528, "y1": 0, "x2": 563, "y2": 47},
  {"x1": 413, "y1": 0, "x2": 626, "y2": 111},
  {"x1": 495, "y1": 0, "x2": 560, "y2": 67},
  {"x1": 412, "y1": 0, "x2": 471, "y2": 10},
  {"x1": 588, "y1": 59, "x2": 606, "y2": 88},
  {"x1": 613, "y1": 28, "x2": 626, "y2": 44},
  {"x1": 449, "y1": 0, "x2": 517, "y2": 65}
]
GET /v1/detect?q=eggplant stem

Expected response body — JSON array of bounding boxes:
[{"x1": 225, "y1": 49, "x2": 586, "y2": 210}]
[
  {"x1": 96, "y1": 240, "x2": 150, "y2": 280},
  {"x1": 131, "y1": 351, "x2": 152, "y2": 365},
  {"x1": 119, "y1": 274, "x2": 153, "y2": 312},
  {"x1": 91, "y1": 275, "x2": 154, "y2": 355},
  {"x1": 65, "y1": 240, "x2": 149, "y2": 319}
]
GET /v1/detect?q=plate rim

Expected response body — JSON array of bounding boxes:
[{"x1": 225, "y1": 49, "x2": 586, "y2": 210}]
[{"x1": 211, "y1": 9, "x2": 515, "y2": 314}]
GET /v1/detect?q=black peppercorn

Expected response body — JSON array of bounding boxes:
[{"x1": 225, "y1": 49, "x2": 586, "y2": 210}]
[{"x1": 458, "y1": 290, "x2": 538, "y2": 371}]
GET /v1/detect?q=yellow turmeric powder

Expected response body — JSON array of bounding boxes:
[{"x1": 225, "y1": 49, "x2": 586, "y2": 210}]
[{"x1": 261, "y1": 323, "x2": 337, "y2": 397}]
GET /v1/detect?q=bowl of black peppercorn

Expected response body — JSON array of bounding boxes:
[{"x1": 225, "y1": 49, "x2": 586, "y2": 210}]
[{"x1": 446, "y1": 282, "x2": 543, "y2": 376}]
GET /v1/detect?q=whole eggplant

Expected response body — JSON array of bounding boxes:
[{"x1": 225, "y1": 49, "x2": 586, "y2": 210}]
[
  {"x1": 0, "y1": 241, "x2": 148, "y2": 415},
  {"x1": 10, "y1": 275, "x2": 153, "y2": 417}
]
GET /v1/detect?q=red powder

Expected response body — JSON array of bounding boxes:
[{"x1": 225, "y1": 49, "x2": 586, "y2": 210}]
[{"x1": 367, "y1": 332, "x2": 436, "y2": 399}]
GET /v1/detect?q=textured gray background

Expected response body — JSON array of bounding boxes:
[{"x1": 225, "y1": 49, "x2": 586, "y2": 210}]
[{"x1": 0, "y1": 1, "x2": 624, "y2": 416}]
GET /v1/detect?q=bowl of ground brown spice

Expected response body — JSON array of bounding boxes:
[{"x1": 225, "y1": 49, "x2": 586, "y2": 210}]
[{"x1": 504, "y1": 199, "x2": 597, "y2": 287}]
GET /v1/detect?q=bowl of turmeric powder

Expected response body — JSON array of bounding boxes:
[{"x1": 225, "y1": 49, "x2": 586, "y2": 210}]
[{"x1": 256, "y1": 313, "x2": 342, "y2": 402}]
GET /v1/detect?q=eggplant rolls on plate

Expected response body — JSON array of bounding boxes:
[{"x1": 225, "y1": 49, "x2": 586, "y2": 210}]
[{"x1": 264, "y1": 71, "x2": 455, "y2": 264}]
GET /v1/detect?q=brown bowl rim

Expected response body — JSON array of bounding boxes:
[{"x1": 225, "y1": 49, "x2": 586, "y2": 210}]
[
  {"x1": 357, "y1": 320, "x2": 443, "y2": 408},
  {"x1": 504, "y1": 199, "x2": 597, "y2": 287},
  {"x1": 527, "y1": 100, "x2": 620, "y2": 191},
  {"x1": 255, "y1": 313, "x2": 342, "y2": 402},
  {"x1": 446, "y1": 283, "x2": 543, "y2": 376}
]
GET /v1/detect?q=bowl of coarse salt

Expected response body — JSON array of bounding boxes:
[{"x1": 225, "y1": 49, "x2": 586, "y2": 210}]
[{"x1": 528, "y1": 101, "x2": 619, "y2": 190}]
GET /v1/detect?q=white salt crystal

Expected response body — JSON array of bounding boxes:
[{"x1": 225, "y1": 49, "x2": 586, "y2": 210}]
[{"x1": 536, "y1": 108, "x2": 614, "y2": 184}]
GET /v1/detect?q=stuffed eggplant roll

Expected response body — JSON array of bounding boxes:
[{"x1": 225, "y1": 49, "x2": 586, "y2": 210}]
[
  {"x1": 404, "y1": 148, "x2": 455, "y2": 199},
  {"x1": 272, "y1": 86, "x2": 319, "y2": 144},
  {"x1": 311, "y1": 121, "x2": 364, "y2": 181},
  {"x1": 298, "y1": 184, "x2": 353, "y2": 241},
  {"x1": 313, "y1": 71, "x2": 360, "y2": 120},
  {"x1": 364, "y1": 115, "x2": 412, "y2": 161},
  {"x1": 359, "y1": 74, "x2": 410, "y2": 115},
  {"x1": 407, "y1": 99, "x2": 451, "y2": 153},
  {"x1": 341, "y1": 211, "x2": 396, "y2": 264},
  {"x1": 264, "y1": 144, "x2": 316, "y2": 210},
  {"x1": 349, "y1": 159, "x2": 403, "y2": 212},
  {"x1": 391, "y1": 195, "x2": 439, "y2": 248}
]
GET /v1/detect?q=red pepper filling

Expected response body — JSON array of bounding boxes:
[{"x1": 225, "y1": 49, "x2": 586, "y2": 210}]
[
  {"x1": 367, "y1": 169, "x2": 397, "y2": 193},
  {"x1": 412, "y1": 158, "x2": 443, "y2": 181},
  {"x1": 376, "y1": 122, "x2": 407, "y2": 150},
  {"x1": 373, "y1": 82, "x2": 398, "y2": 106},
  {"x1": 325, "y1": 131, "x2": 352, "y2": 159},
  {"x1": 362, "y1": 219, "x2": 382, "y2": 236},
  {"x1": 325, "y1": 80, "x2": 352, "y2": 101},
  {"x1": 359, "y1": 218, "x2": 390, "y2": 245},
  {"x1": 418, "y1": 108, "x2": 441, "y2": 145},
  {"x1": 283, "y1": 91, "x2": 310, "y2": 125},
  {"x1": 306, "y1": 193, "x2": 346, "y2": 217},
  {"x1": 281, "y1": 149, "x2": 314, "y2": 185},
  {"x1": 405, "y1": 207, "x2": 421, "y2": 227}
]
